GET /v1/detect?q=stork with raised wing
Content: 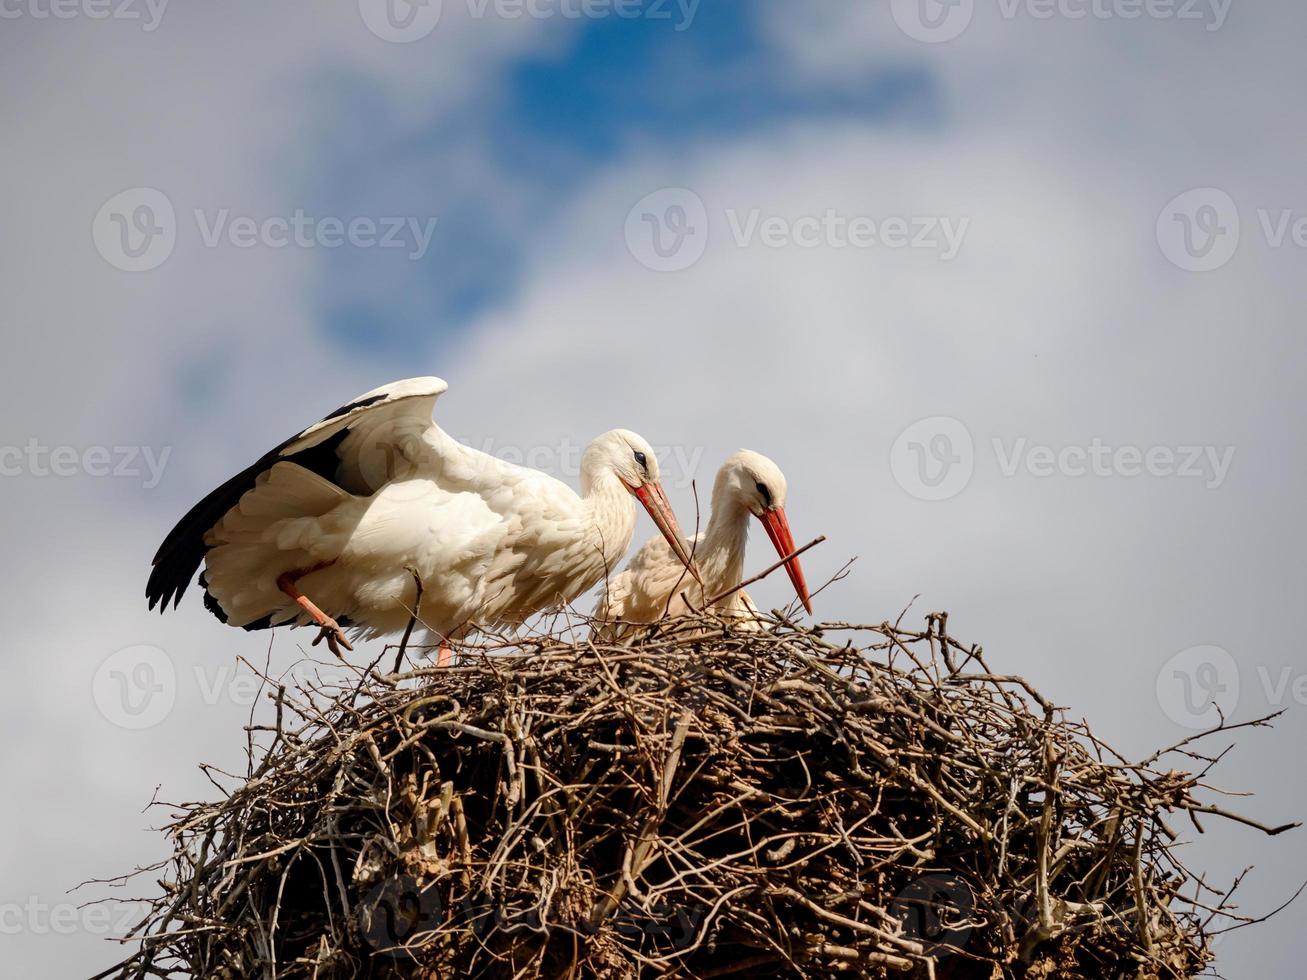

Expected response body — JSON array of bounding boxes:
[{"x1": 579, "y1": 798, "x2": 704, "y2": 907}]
[
  {"x1": 595, "y1": 450, "x2": 811, "y2": 633},
  {"x1": 146, "y1": 377, "x2": 699, "y2": 663}
]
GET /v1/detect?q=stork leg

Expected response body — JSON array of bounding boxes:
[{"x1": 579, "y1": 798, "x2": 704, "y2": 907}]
[{"x1": 276, "y1": 567, "x2": 353, "y2": 657}]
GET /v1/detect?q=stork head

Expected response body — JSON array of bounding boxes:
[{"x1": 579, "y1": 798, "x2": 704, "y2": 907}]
[
  {"x1": 584, "y1": 429, "x2": 702, "y2": 584},
  {"x1": 717, "y1": 450, "x2": 813, "y2": 615}
]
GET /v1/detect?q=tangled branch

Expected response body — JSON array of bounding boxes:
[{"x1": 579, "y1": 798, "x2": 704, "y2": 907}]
[{"x1": 94, "y1": 610, "x2": 1297, "y2": 979}]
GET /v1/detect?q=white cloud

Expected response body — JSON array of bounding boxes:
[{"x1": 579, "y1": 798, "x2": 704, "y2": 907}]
[
  {"x1": 3, "y1": 3, "x2": 1306, "y2": 976},
  {"x1": 441, "y1": 20, "x2": 1307, "y2": 970}
]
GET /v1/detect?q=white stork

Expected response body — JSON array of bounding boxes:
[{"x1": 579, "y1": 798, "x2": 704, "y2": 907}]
[
  {"x1": 146, "y1": 377, "x2": 700, "y2": 662},
  {"x1": 595, "y1": 450, "x2": 811, "y2": 632}
]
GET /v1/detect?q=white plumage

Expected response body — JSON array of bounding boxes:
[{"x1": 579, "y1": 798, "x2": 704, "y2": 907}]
[
  {"x1": 595, "y1": 450, "x2": 811, "y2": 634},
  {"x1": 148, "y1": 377, "x2": 698, "y2": 657}
]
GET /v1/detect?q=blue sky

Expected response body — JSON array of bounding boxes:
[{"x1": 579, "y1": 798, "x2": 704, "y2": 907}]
[{"x1": 312, "y1": 4, "x2": 939, "y2": 353}]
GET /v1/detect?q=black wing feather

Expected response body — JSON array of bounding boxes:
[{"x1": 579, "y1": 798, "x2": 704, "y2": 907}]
[{"x1": 145, "y1": 424, "x2": 351, "y2": 614}]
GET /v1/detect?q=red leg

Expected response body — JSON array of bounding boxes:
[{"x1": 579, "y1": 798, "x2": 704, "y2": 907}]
[
  {"x1": 437, "y1": 644, "x2": 453, "y2": 668},
  {"x1": 276, "y1": 566, "x2": 353, "y2": 655}
]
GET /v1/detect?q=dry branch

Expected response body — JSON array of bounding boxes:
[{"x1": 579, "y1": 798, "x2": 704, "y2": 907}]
[{"x1": 94, "y1": 612, "x2": 1296, "y2": 979}]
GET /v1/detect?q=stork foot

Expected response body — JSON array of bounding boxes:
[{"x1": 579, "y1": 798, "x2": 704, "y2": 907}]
[
  {"x1": 437, "y1": 644, "x2": 453, "y2": 668},
  {"x1": 277, "y1": 567, "x2": 352, "y2": 658},
  {"x1": 310, "y1": 618, "x2": 354, "y2": 658}
]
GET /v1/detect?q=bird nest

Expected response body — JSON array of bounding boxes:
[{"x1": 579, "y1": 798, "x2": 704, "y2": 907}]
[{"x1": 97, "y1": 612, "x2": 1296, "y2": 979}]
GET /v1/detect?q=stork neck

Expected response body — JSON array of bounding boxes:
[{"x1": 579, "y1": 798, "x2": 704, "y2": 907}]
[
  {"x1": 700, "y1": 496, "x2": 751, "y2": 599},
  {"x1": 584, "y1": 470, "x2": 638, "y2": 569}
]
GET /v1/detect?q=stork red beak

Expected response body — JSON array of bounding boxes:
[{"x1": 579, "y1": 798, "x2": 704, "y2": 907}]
[
  {"x1": 758, "y1": 506, "x2": 813, "y2": 615},
  {"x1": 630, "y1": 481, "x2": 703, "y2": 585}
]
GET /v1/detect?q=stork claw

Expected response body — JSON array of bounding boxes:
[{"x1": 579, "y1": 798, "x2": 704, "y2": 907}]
[
  {"x1": 277, "y1": 568, "x2": 352, "y2": 659},
  {"x1": 310, "y1": 618, "x2": 354, "y2": 658}
]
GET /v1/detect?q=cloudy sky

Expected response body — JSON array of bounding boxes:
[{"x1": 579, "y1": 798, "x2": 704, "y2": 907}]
[{"x1": 2, "y1": 1, "x2": 1305, "y2": 975}]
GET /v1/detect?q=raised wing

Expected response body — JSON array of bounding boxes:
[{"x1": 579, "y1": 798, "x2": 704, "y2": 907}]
[{"x1": 147, "y1": 377, "x2": 449, "y2": 612}]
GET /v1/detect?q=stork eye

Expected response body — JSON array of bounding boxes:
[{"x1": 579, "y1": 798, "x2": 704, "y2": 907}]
[
  {"x1": 633, "y1": 450, "x2": 648, "y2": 471},
  {"x1": 756, "y1": 481, "x2": 772, "y2": 506}
]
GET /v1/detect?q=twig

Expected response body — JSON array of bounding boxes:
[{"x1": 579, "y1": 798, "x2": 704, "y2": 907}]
[{"x1": 702, "y1": 535, "x2": 827, "y2": 607}]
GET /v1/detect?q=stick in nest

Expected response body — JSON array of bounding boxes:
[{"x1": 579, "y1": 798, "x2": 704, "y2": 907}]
[{"x1": 92, "y1": 612, "x2": 1299, "y2": 980}]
